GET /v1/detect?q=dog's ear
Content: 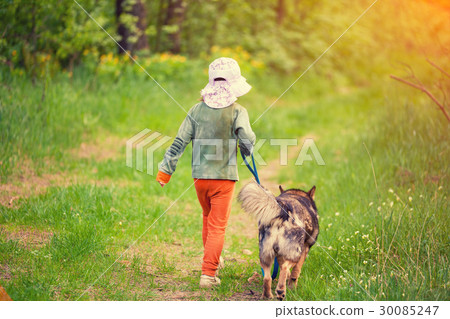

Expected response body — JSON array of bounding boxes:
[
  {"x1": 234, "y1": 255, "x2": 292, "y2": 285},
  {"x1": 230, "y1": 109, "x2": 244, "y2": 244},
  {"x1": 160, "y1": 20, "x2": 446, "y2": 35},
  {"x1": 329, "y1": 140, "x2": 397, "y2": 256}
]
[
  {"x1": 308, "y1": 186, "x2": 316, "y2": 200},
  {"x1": 279, "y1": 185, "x2": 284, "y2": 194}
]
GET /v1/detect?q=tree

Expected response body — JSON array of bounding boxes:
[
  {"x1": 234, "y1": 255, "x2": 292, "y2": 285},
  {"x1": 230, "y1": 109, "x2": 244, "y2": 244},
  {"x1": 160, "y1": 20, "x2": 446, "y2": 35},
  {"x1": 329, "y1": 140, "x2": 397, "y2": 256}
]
[
  {"x1": 164, "y1": 0, "x2": 186, "y2": 54},
  {"x1": 276, "y1": 0, "x2": 285, "y2": 25},
  {"x1": 116, "y1": 0, "x2": 149, "y2": 54}
]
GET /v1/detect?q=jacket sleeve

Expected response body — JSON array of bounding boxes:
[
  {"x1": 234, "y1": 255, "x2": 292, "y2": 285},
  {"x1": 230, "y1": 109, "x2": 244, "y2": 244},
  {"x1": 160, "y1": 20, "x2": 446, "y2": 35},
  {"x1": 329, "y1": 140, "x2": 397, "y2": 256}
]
[
  {"x1": 234, "y1": 107, "x2": 256, "y2": 155},
  {"x1": 158, "y1": 112, "x2": 195, "y2": 175}
]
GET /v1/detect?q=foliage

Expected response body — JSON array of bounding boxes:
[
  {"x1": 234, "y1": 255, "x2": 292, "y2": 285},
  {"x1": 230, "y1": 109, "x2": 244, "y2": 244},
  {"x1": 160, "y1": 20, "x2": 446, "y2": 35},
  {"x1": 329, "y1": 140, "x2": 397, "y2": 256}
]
[{"x1": 1, "y1": 0, "x2": 448, "y2": 81}]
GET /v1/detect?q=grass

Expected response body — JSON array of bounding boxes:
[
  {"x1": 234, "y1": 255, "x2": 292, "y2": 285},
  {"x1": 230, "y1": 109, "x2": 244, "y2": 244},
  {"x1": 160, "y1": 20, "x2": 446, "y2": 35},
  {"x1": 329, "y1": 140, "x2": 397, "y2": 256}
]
[{"x1": 0, "y1": 63, "x2": 448, "y2": 300}]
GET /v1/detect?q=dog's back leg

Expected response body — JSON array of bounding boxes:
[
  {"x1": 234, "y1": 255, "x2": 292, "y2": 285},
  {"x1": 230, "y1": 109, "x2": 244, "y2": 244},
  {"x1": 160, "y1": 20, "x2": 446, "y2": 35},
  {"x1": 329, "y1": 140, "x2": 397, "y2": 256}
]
[
  {"x1": 288, "y1": 246, "x2": 310, "y2": 289},
  {"x1": 261, "y1": 261, "x2": 274, "y2": 299},
  {"x1": 276, "y1": 257, "x2": 296, "y2": 300}
]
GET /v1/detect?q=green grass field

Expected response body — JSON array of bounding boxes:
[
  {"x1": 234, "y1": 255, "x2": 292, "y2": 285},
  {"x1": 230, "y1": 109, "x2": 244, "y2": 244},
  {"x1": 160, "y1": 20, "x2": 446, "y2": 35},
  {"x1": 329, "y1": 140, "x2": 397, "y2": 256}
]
[{"x1": 0, "y1": 64, "x2": 448, "y2": 300}]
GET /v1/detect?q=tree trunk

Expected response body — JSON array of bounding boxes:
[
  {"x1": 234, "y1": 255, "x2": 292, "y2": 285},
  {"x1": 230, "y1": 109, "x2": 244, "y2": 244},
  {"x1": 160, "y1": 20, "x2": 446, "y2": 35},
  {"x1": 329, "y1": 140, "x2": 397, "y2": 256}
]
[
  {"x1": 276, "y1": 0, "x2": 285, "y2": 25},
  {"x1": 131, "y1": 0, "x2": 149, "y2": 51},
  {"x1": 165, "y1": 0, "x2": 185, "y2": 53},
  {"x1": 155, "y1": 0, "x2": 165, "y2": 52},
  {"x1": 116, "y1": 0, "x2": 149, "y2": 54}
]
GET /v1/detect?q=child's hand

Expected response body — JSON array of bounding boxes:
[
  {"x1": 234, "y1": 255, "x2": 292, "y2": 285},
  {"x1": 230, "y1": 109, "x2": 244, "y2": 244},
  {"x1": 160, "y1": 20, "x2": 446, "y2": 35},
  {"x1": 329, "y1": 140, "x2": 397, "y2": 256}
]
[{"x1": 156, "y1": 171, "x2": 171, "y2": 187}]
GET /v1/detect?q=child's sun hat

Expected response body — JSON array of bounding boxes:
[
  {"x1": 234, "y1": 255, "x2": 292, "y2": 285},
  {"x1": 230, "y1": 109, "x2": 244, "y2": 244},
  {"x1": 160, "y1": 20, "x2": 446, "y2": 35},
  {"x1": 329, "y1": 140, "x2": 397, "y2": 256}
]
[{"x1": 201, "y1": 57, "x2": 252, "y2": 109}]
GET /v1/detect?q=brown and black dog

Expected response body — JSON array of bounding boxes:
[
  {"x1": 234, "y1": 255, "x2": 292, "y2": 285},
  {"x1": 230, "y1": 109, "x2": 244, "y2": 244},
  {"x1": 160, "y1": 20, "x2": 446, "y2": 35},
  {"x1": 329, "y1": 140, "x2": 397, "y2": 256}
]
[{"x1": 238, "y1": 182, "x2": 319, "y2": 300}]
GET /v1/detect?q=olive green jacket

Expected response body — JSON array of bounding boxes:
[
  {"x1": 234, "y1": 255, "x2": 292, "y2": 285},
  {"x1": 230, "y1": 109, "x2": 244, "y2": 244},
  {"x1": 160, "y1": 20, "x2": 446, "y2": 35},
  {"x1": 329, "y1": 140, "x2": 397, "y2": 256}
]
[{"x1": 158, "y1": 102, "x2": 256, "y2": 180}]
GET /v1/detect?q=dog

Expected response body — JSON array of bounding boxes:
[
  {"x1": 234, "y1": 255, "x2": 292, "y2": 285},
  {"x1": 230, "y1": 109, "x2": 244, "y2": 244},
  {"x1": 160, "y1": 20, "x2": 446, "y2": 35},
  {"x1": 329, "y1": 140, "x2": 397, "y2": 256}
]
[{"x1": 238, "y1": 182, "x2": 319, "y2": 300}]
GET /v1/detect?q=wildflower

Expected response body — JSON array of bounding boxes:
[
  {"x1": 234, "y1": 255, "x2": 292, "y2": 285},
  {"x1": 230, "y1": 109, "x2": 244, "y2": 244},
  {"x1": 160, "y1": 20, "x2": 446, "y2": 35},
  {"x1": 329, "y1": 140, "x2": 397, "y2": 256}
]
[
  {"x1": 438, "y1": 186, "x2": 443, "y2": 190},
  {"x1": 408, "y1": 196, "x2": 412, "y2": 202},
  {"x1": 388, "y1": 188, "x2": 393, "y2": 193},
  {"x1": 328, "y1": 223, "x2": 332, "y2": 228},
  {"x1": 362, "y1": 224, "x2": 365, "y2": 228},
  {"x1": 335, "y1": 212, "x2": 340, "y2": 216},
  {"x1": 119, "y1": 221, "x2": 122, "y2": 226},
  {"x1": 355, "y1": 231, "x2": 360, "y2": 235},
  {"x1": 390, "y1": 201, "x2": 394, "y2": 207},
  {"x1": 346, "y1": 238, "x2": 350, "y2": 241},
  {"x1": 368, "y1": 202, "x2": 373, "y2": 207},
  {"x1": 363, "y1": 260, "x2": 368, "y2": 264},
  {"x1": 382, "y1": 202, "x2": 386, "y2": 206},
  {"x1": 377, "y1": 206, "x2": 381, "y2": 212},
  {"x1": 328, "y1": 246, "x2": 333, "y2": 250}
]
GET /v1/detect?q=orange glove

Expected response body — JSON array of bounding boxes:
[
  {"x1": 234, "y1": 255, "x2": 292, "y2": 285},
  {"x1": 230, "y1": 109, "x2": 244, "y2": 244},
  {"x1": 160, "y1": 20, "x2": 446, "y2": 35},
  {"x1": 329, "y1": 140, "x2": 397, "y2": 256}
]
[{"x1": 156, "y1": 171, "x2": 171, "y2": 187}]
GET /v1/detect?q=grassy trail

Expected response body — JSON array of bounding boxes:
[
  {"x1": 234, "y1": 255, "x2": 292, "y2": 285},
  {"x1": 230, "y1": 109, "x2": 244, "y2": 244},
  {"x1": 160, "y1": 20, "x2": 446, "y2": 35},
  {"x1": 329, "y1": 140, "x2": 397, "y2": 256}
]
[{"x1": 0, "y1": 72, "x2": 448, "y2": 300}]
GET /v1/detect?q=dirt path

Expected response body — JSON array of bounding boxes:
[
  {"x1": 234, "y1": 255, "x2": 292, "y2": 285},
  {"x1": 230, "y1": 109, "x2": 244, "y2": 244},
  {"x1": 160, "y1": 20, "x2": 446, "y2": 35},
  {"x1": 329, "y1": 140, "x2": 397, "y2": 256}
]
[{"x1": 1, "y1": 137, "x2": 308, "y2": 300}]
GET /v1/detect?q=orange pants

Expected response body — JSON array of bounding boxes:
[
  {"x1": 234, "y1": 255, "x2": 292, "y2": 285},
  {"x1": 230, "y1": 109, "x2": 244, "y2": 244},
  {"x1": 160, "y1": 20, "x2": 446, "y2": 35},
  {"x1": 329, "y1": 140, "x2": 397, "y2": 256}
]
[{"x1": 194, "y1": 179, "x2": 236, "y2": 277}]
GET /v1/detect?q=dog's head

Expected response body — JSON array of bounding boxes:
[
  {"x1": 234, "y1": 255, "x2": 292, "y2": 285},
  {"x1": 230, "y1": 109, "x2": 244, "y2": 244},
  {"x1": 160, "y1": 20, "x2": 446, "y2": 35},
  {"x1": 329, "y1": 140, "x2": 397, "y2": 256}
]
[{"x1": 279, "y1": 185, "x2": 316, "y2": 201}]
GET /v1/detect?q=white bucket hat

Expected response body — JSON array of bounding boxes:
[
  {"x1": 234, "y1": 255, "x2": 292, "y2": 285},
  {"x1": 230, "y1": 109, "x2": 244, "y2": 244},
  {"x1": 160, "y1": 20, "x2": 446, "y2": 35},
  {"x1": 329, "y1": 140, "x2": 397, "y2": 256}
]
[{"x1": 201, "y1": 57, "x2": 252, "y2": 109}]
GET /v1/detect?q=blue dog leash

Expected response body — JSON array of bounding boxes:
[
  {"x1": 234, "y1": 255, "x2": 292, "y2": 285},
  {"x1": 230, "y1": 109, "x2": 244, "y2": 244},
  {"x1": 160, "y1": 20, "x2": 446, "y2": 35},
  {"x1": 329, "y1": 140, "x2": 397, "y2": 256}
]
[{"x1": 240, "y1": 151, "x2": 279, "y2": 280}]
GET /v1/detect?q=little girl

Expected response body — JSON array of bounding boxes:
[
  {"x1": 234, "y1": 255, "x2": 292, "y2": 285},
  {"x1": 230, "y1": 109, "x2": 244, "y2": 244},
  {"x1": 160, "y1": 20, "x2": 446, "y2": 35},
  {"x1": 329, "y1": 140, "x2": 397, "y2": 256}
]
[{"x1": 156, "y1": 57, "x2": 256, "y2": 288}]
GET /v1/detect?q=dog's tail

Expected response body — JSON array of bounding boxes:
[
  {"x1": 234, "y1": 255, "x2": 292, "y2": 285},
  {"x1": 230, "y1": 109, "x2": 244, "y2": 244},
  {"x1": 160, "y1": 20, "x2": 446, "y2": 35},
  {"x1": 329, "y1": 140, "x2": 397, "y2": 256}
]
[{"x1": 238, "y1": 182, "x2": 281, "y2": 226}]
